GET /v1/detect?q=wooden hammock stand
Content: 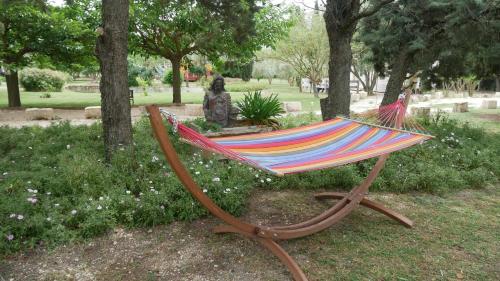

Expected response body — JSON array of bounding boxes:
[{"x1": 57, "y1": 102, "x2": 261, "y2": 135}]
[{"x1": 146, "y1": 104, "x2": 414, "y2": 281}]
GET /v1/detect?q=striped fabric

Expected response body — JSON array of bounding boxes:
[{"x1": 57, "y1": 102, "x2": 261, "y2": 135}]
[{"x1": 208, "y1": 117, "x2": 433, "y2": 175}]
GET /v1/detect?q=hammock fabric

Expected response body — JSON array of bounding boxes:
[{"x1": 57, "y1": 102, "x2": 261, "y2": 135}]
[{"x1": 171, "y1": 116, "x2": 433, "y2": 176}]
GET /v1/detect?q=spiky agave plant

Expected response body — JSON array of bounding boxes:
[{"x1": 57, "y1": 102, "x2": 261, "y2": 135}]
[{"x1": 236, "y1": 91, "x2": 285, "y2": 128}]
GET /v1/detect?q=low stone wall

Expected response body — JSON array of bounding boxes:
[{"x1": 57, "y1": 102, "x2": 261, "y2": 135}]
[
  {"x1": 481, "y1": 100, "x2": 497, "y2": 109},
  {"x1": 85, "y1": 106, "x2": 101, "y2": 119},
  {"x1": 26, "y1": 108, "x2": 55, "y2": 120}
]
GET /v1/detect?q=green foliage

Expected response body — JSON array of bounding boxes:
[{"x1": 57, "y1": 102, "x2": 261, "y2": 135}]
[
  {"x1": 20, "y1": 68, "x2": 68, "y2": 92},
  {"x1": 236, "y1": 91, "x2": 284, "y2": 126},
  {"x1": 0, "y1": 113, "x2": 498, "y2": 255},
  {"x1": 225, "y1": 84, "x2": 266, "y2": 93},
  {"x1": 273, "y1": 13, "x2": 328, "y2": 87},
  {"x1": 0, "y1": 119, "x2": 257, "y2": 255},
  {"x1": 162, "y1": 70, "x2": 175, "y2": 86},
  {"x1": 128, "y1": 59, "x2": 155, "y2": 87}
]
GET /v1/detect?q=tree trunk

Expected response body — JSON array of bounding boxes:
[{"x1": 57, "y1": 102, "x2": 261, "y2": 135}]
[
  {"x1": 96, "y1": 0, "x2": 133, "y2": 161},
  {"x1": 496, "y1": 74, "x2": 500, "y2": 92},
  {"x1": 381, "y1": 51, "x2": 411, "y2": 106},
  {"x1": 6, "y1": 70, "x2": 21, "y2": 107},
  {"x1": 322, "y1": 33, "x2": 353, "y2": 119},
  {"x1": 171, "y1": 57, "x2": 182, "y2": 104}
]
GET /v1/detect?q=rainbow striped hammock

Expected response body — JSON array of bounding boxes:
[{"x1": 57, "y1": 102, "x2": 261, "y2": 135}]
[
  {"x1": 145, "y1": 93, "x2": 434, "y2": 281},
  {"x1": 161, "y1": 97, "x2": 433, "y2": 176}
]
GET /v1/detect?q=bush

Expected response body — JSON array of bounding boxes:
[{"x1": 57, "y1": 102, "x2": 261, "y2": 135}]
[
  {"x1": 20, "y1": 68, "x2": 68, "y2": 92},
  {"x1": 162, "y1": 70, "x2": 174, "y2": 85},
  {"x1": 225, "y1": 84, "x2": 266, "y2": 92},
  {"x1": 236, "y1": 91, "x2": 284, "y2": 127}
]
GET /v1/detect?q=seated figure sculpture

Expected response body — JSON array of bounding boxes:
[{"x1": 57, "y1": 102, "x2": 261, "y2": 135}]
[{"x1": 203, "y1": 76, "x2": 238, "y2": 127}]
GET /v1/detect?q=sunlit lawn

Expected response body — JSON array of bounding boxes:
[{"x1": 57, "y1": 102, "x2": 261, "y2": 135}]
[{"x1": 0, "y1": 79, "x2": 326, "y2": 111}]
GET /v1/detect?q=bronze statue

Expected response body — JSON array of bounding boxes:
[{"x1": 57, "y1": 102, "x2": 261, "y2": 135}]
[{"x1": 203, "y1": 76, "x2": 238, "y2": 127}]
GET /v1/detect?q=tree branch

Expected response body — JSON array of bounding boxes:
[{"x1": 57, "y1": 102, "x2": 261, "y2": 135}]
[{"x1": 350, "y1": 0, "x2": 395, "y2": 24}]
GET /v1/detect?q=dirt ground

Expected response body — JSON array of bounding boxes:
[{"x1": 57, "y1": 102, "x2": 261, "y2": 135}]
[
  {"x1": 0, "y1": 106, "x2": 194, "y2": 128},
  {"x1": 1, "y1": 187, "x2": 499, "y2": 281},
  {"x1": 1, "y1": 190, "x2": 327, "y2": 281}
]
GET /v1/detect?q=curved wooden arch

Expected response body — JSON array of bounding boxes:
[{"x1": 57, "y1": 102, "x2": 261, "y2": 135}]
[{"x1": 146, "y1": 105, "x2": 414, "y2": 281}]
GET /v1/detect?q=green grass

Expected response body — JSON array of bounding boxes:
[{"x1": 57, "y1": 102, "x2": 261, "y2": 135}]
[
  {"x1": 447, "y1": 108, "x2": 500, "y2": 133},
  {"x1": 0, "y1": 114, "x2": 498, "y2": 256},
  {"x1": 0, "y1": 79, "x2": 325, "y2": 111}
]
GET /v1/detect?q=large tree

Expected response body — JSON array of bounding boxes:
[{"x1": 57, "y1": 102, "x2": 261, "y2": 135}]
[
  {"x1": 130, "y1": 0, "x2": 291, "y2": 104},
  {"x1": 321, "y1": 0, "x2": 394, "y2": 119},
  {"x1": 351, "y1": 35, "x2": 378, "y2": 96},
  {"x1": 360, "y1": 0, "x2": 499, "y2": 105},
  {"x1": 273, "y1": 13, "x2": 329, "y2": 97},
  {"x1": 0, "y1": 0, "x2": 93, "y2": 107},
  {"x1": 96, "y1": 0, "x2": 133, "y2": 161}
]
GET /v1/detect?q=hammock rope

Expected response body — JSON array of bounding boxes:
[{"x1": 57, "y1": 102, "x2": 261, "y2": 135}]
[{"x1": 159, "y1": 92, "x2": 433, "y2": 176}]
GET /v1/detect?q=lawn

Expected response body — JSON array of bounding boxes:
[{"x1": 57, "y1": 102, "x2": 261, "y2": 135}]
[{"x1": 0, "y1": 79, "x2": 326, "y2": 112}]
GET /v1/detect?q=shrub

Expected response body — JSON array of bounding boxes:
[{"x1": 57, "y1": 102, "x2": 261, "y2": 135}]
[
  {"x1": 162, "y1": 70, "x2": 183, "y2": 86},
  {"x1": 225, "y1": 84, "x2": 266, "y2": 92},
  {"x1": 20, "y1": 68, "x2": 67, "y2": 92},
  {"x1": 236, "y1": 91, "x2": 284, "y2": 127}
]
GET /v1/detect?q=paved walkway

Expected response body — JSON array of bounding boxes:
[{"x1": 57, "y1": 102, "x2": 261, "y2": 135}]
[{"x1": 1, "y1": 95, "x2": 498, "y2": 128}]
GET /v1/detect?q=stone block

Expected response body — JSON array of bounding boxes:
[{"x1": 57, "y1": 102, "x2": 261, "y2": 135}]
[
  {"x1": 411, "y1": 106, "x2": 431, "y2": 118},
  {"x1": 423, "y1": 94, "x2": 432, "y2": 101},
  {"x1": 351, "y1": 93, "x2": 360, "y2": 103},
  {"x1": 481, "y1": 100, "x2": 497, "y2": 109},
  {"x1": 495, "y1": 92, "x2": 500, "y2": 98},
  {"x1": 25, "y1": 108, "x2": 55, "y2": 120},
  {"x1": 85, "y1": 106, "x2": 101, "y2": 119},
  {"x1": 184, "y1": 104, "x2": 204, "y2": 116},
  {"x1": 283, "y1": 101, "x2": 302, "y2": 112},
  {"x1": 360, "y1": 91, "x2": 368, "y2": 99},
  {"x1": 453, "y1": 102, "x2": 468, "y2": 113}
]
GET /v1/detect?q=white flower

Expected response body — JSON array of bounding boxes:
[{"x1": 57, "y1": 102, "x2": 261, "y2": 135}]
[
  {"x1": 225, "y1": 188, "x2": 231, "y2": 192},
  {"x1": 203, "y1": 189, "x2": 208, "y2": 193},
  {"x1": 212, "y1": 177, "x2": 220, "y2": 182},
  {"x1": 126, "y1": 190, "x2": 131, "y2": 194},
  {"x1": 89, "y1": 198, "x2": 93, "y2": 201},
  {"x1": 71, "y1": 210, "x2": 77, "y2": 215},
  {"x1": 9, "y1": 213, "x2": 16, "y2": 218},
  {"x1": 47, "y1": 217, "x2": 52, "y2": 222},
  {"x1": 266, "y1": 178, "x2": 271, "y2": 182},
  {"x1": 28, "y1": 146, "x2": 33, "y2": 150},
  {"x1": 27, "y1": 197, "x2": 38, "y2": 204},
  {"x1": 260, "y1": 179, "x2": 264, "y2": 183},
  {"x1": 2, "y1": 172, "x2": 8, "y2": 176},
  {"x1": 46, "y1": 192, "x2": 51, "y2": 195},
  {"x1": 33, "y1": 189, "x2": 38, "y2": 194},
  {"x1": 99, "y1": 196, "x2": 104, "y2": 201},
  {"x1": 152, "y1": 156, "x2": 159, "y2": 162},
  {"x1": 198, "y1": 161, "x2": 203, "y2": 164},
  {"x1": 209, "y1": 160, "x2": 213, "y2": 164},
  {"x1": 27, "y1": 188, "x2": 34, "y2": 193},
  {"x1": 255, "y1": 174, "x2": 259, "y2": 178},
  {"x1": 17, "y1": 214, "x2": 24, "y2": 220},
  {"x1": 149, "y1": 180, "x2": 153, "y2": 184},
  {"x1": 6, "y1": 234, "x2": 14, "y2": 241},
  {"x1": 66, "y1": 144, "x2": 71, "y2": 149},
  {"x1": 205, "y1": 165, "x2": 209, "y2": 168},
  {"x1": 97, "y1": 205, "x2": 102, "y2": 210},
  {"x1": 54, "y1": 203, "x2": 60, "y2": 207},
  {"x1": 160, "y1": 205, "x2": 165, "y2": 209},
  {"x1": 195, "y1": 171, "x2": 200, "y2": 175}
]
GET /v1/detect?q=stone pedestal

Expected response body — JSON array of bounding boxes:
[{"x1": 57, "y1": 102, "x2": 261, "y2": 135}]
[
  {"x1": 85, "y1": 106, "x2": 101, "y2": 119},
  {"x1": 282, "y1": 101, "x2": 302, "y2": 112},
  {"x1": 26, "y1": 108, "x2": 55, "y2": 120},
  {"x1": 411, "y1": 107, "x2": 431, "y2": 118},
  {"x1": 481, "y1": 100, "x2": 497, "y2": 109},
  {"x1": 453, "y1": 102, "x2": 468, "y2": 113},
  {"x1": 184, "y1": 104, "x2": 204, "y2": 116}
]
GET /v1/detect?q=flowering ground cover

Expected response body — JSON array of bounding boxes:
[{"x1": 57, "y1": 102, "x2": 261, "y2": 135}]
[{"x1": 0, "y1": 113, "x2": 498, "y2": 257}]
